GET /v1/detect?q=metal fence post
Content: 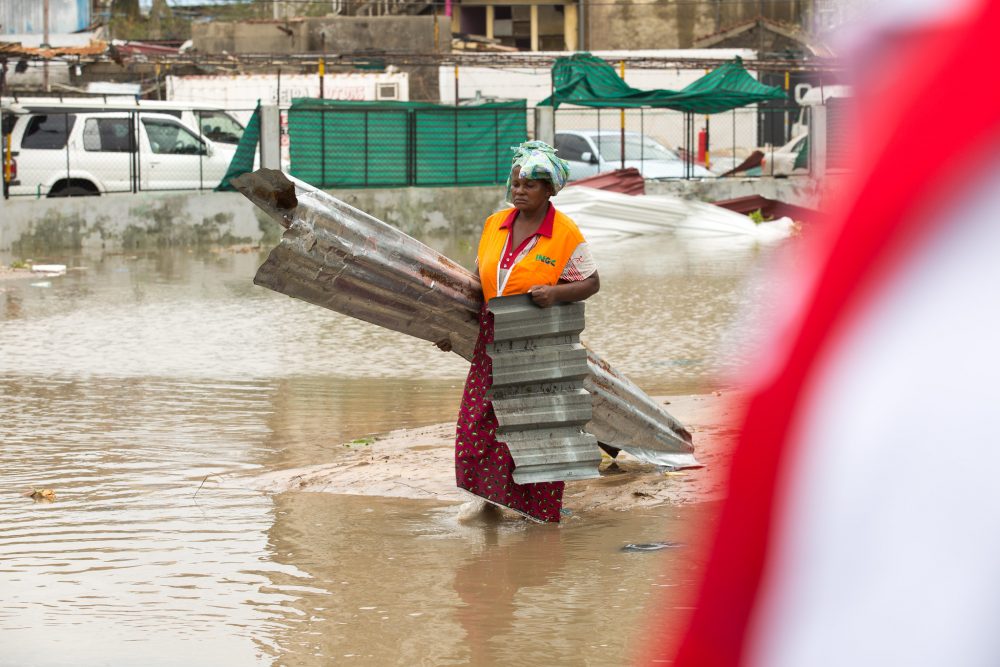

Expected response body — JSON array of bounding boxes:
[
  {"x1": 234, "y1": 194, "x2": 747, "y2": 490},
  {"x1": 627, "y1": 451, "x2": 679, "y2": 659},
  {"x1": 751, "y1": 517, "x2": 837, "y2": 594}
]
[
  {"x1": 131, "y1": 111, "x2": 139, "y2": 193},
  {"x1": 408, "y1": 109, "x2": 416, "y2": 186},
  {"x1": 63, "y1": 112, "x2": 70, "y2": 192},
  {"x1": 640, "y1": 108, "x2": 644, "y2": 168},
  {"x1": 320, "y1": 107, "x2": 326, "y2": 188},
  {"x1": 198, "y1": 110, "x2": 205, "y2": 191},
  {"x1": 683, "y1": 112, "x2": 692, "y2": 179},
  {"x1": 364, "y1": 110, "x2": 369, "y2": 187}
]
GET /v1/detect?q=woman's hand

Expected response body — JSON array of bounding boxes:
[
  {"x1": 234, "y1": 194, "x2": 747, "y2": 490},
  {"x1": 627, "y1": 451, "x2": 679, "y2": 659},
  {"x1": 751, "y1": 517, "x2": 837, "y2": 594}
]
[
  {"x1": 528, "y1": 273, "x2": 600, "y2": 308},
  {"x1": 528, "y1": 284, "x2": 557, "y2": 308},
  {"x1": 435, "y1": 337, "x2": 453, "y2": 352}
]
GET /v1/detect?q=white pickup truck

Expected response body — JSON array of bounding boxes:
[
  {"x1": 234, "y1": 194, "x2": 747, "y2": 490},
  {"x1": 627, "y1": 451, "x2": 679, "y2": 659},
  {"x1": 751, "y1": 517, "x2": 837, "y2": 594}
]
[{"x1": 4, "y1": 109, "x2": 236, "y2": 197}]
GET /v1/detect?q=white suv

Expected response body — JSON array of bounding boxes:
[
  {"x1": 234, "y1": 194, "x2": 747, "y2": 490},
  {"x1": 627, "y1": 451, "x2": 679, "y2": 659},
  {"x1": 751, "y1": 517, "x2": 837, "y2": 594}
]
[{"x1": 6, "y1": 110, "x2": 235, "y2": 197}]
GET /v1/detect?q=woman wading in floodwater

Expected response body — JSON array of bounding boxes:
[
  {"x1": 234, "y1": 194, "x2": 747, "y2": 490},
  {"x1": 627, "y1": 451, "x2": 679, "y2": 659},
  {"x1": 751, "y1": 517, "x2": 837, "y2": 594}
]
[{"x1": 437, "y1": 141, "x2": 600, "y2": 523}]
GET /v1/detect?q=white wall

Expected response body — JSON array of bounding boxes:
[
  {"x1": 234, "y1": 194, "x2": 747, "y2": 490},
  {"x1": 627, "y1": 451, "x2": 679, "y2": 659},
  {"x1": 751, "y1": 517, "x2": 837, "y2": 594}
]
[{"x1": 166, "y1": 72, "x2": 411, "y2": 121}]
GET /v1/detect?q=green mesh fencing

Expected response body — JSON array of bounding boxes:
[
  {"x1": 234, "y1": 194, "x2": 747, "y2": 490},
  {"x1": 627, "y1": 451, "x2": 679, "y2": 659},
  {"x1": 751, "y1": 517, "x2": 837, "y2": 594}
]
[
  {"x1": 288, "y1": 99, "x2": 527, "y2": 188},
  {"x1": 215, "y1": 104, "x2": 260, "y2": 192}
]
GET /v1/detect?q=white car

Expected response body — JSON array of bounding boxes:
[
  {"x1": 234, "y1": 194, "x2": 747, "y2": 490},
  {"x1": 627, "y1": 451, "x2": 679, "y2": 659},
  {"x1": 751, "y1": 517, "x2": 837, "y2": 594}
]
[
  {"x1": 3, "y1": 97, "x2": 246, "y2": 147},
  {"x1": 760, "y1": 133, "x2": 808, "y2": 176},
  {"x1": 554, "y1": 130, "x2": 715, "y2": 180},
  {"x1": 6, "y1": 110, "x2": 235, "y2": 196}
]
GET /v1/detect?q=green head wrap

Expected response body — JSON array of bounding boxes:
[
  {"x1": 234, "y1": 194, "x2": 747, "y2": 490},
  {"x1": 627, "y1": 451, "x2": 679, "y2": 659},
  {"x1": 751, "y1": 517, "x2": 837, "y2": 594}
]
[{"x1": 505, "y1": 140, "x2": 571, "y2": 204}]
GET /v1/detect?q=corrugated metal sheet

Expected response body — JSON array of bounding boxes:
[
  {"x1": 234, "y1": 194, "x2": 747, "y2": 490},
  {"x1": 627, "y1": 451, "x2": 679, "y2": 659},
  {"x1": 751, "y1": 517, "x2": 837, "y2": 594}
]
[
  {"x1": 712, "y1": 194, "x2": 821, "y2": 223},
  {"x1": 566, "y1": 167, "x2": 646, "y2": 196},
  {"x1": 0, "y1": 39, "x2": 105, "y2": 58},
  {"x1": 237, "y1": 169, "x2": 699, "y2": 469},
  {"x1": 487, "y1": 295, "x2": 601, "y2": 484},
  {"x1": 2, "y1": 0, "x2": 91, "y2": 35}
]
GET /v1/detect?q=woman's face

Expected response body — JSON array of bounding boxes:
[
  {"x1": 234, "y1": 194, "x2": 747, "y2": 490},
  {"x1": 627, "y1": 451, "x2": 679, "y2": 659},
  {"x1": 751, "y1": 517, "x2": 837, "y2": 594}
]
[{"x1": 510, "y1": 168, "x2": 553, "y2": 212}]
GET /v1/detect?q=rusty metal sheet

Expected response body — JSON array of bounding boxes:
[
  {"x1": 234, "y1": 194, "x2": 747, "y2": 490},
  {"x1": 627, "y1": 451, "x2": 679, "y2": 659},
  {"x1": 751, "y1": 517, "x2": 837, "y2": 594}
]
[
  {"x1": 487, "y1": 295, "x2": 601, "y2": 483},
  {"x1": 566, "y1": 167, "x2": 646, "y2": 196},
  {"x1": 235, "y1": 169, "x2": 699, "y2": 470}
]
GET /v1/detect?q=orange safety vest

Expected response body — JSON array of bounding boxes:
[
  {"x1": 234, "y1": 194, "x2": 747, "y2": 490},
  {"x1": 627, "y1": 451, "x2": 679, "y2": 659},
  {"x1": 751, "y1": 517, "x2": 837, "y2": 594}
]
[{"x1": 477, "y1": 206, "x2": 585, "y2": 302}]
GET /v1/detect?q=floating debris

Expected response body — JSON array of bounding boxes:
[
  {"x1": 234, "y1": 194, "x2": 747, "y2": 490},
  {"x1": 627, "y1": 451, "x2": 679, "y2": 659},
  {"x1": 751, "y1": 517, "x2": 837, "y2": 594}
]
[
  {"x1": 621, "y1": 542, "x2": 682, "y2": 553},
  {"x1": 31, "y1": 264, "x2": 67, "y2": 275},
  {"x1": 23, "y1": 488, "x2": 56, "y2": 502}
]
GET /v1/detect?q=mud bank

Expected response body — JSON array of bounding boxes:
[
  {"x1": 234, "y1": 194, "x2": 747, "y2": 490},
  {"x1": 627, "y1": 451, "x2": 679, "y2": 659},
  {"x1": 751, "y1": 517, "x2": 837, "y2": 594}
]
[{"x1": 225, "y1": 392, "x2": 741, "y2": 516}]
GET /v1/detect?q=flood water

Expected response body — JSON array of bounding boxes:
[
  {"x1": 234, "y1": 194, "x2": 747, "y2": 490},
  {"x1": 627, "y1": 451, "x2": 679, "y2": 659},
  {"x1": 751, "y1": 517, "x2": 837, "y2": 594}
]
[{"x1": 0, "y1": 225, "x2": 785, "y2": 666}]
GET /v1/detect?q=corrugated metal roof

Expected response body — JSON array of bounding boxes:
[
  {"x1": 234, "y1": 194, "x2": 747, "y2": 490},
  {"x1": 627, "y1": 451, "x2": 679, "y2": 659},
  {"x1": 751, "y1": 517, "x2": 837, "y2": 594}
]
[
  {"x1": 566, "y1": 167, "x2": 646, "y2": 196},
  {"x1": 487, "y1": 295, "x2": 601, "y2": 484},
  {"x1": 0, "y1": 39, "x2": 105, "y2": 58}
]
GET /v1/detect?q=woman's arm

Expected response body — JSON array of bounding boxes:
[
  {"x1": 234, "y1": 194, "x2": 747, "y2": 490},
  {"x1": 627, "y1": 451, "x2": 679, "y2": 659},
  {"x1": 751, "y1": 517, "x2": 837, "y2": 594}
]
[{"x1": 527, "y1": 272, "x2": 600, "y2": 308}]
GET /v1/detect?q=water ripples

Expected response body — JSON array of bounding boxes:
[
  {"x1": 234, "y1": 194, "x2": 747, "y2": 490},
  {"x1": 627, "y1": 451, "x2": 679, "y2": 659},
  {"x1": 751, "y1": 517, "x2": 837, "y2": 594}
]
[{"x1": 0, "y1": 233, "x2": 786, "y2": 665}]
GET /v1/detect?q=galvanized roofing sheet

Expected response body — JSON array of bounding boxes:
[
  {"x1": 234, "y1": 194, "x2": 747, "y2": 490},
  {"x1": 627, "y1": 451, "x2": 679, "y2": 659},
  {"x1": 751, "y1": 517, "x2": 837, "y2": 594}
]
[{"x1": 487, "y1": 295, "x2": 600, "y2": 483}]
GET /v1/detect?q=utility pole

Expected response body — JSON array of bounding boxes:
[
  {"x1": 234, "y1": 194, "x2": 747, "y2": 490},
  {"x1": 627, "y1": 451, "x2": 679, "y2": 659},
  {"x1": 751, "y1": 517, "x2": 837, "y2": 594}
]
[{"x1": 43, "y1": 0, "x2": 50, "y2": 92}]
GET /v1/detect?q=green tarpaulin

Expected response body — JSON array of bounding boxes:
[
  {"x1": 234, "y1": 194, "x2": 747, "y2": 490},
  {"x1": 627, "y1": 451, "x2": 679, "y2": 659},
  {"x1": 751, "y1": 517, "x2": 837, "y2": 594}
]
[
  {"x1": 539, "y1": 54, "x2": 787, "y2": 114},
  {"x1": 215, "y1": 104, "x2": 260, "y2": 192},
  {"x1": 287, "y1": 99, "x2": 527, "y2": 188}
]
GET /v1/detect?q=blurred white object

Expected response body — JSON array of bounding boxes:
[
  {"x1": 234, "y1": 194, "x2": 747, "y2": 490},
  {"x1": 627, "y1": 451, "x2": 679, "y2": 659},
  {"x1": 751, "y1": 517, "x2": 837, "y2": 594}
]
[{"x1": 30, "y1": 264, "x2": 66, "y2": 274}]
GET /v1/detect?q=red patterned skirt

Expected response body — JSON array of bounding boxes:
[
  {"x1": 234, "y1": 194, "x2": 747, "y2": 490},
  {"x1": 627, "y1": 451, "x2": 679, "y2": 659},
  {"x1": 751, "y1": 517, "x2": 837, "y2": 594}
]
[{"x1": 455, "y1": 305, "x2": 564, "y2": 523}]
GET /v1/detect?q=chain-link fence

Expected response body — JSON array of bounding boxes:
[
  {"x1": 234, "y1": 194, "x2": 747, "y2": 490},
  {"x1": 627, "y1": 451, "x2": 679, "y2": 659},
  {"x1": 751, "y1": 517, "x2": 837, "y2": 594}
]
[
  {"x1": 552, "y1": 103, "x2": 807, "y2": 179},
  {"x1": 2, "y1": 108, "x2": 255, "y2": 198},
  {"x1": 1, "y1": 98, "x2": 816, "y2": 199}
]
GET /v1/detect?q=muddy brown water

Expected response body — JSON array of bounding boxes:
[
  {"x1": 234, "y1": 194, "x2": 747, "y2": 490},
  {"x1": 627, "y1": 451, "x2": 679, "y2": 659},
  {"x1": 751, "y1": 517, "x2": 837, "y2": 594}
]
[{"x1": 0, "y1": 230, "x2": 786, "y2": 665}]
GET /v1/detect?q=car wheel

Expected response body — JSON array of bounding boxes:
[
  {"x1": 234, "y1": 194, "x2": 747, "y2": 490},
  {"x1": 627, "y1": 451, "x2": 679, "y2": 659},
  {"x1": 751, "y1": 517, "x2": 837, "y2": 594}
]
[{"x1": 48, "y1": 182, "x2": 99, "y2": 198}]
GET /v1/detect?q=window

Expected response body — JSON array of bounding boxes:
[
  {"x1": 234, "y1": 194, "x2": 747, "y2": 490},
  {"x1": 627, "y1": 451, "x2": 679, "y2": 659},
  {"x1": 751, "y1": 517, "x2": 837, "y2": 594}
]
[
  {"x1": 554, "y1": 134, "x2": 591, "y2": 161},
  {"x1": 142, "y1": 119, "x2": 206, "y2": 155},
  {"x1": 593, "y1": 134, "x2": 680, "y2": 162},
  {"x1": 198, "y1": 111, "x2": 243, "y2": 145},
  {"x1": 83, "y1": 118, "x2": 134, "y2": 152},
  {"x1": 21, "y1": 114, "x2": 77, "y2": 149},
  {"x1": 376, "y1": 83, "x2": 399, "y2": 101}
]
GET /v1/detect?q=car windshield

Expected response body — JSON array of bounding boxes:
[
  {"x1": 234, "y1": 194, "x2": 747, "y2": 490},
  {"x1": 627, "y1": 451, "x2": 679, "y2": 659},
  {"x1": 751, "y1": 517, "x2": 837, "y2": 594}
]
[{"x1": 591, "y1": 134, "x2": 679, "y2": 162}]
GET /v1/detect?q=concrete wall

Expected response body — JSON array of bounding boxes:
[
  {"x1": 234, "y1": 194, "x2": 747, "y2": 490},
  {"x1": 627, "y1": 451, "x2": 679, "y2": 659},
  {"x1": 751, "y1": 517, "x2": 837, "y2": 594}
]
[
  {"x1": 0, "y1": 175, "x2": 825, "y2": 254},
  {"x1": 310, "y1": 16, "x2": 449, "y2": 54},
  {"x1": 190, "y1": 16, "x2": 447, "y2": 101},
  {"x1": 585, "y1": 0, "x2": 804, "y2": 50},
  {"x1": 645, "y1": 174, "x2": 822, "y2": 207},
  {"x1": 192, "y1": 19, "x2": 310, "y2": 54},
  {"x1": 0, "y1": 186, "x2": 505, "y2": 254},
  {"x1": 192, "y1": 16, "x2": 449, "y2": 55}
]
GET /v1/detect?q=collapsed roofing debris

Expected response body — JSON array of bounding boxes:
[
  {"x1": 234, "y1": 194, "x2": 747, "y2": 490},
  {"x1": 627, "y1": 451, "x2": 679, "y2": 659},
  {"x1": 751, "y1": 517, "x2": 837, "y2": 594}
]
[{"x1": 552, "y1": 185, "x2": 799, "y2": 241}]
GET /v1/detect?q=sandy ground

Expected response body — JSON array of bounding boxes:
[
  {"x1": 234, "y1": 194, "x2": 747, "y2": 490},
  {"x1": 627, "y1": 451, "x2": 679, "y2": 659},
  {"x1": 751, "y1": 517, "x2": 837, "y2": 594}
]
[
  {"x1": 225, "y1": 392, "x2": 742, "y2": 515},
  {"x1": 0, "y1": 267, "x2": 37, "y2": 282}
]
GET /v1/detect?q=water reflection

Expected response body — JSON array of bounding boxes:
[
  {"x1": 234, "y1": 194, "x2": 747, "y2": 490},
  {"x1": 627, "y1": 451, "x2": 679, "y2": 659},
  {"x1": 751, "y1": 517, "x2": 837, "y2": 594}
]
[
  {"x1": 258, "y1": 493, "x2": 703, "y2": 666},
  {"x1": 453, "y1": 523, "x2": 566, "y2": 665}
]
